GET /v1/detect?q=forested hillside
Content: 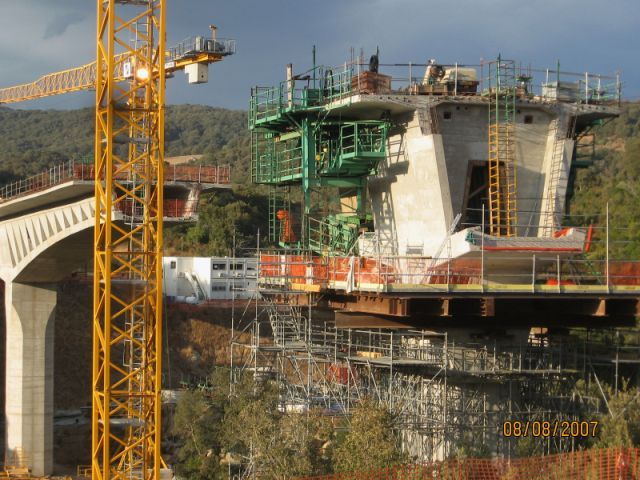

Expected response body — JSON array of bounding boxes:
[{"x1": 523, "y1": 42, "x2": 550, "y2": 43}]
[
  {"x1": 1, "y1": 102, "x2": 639, "y2": 256},
  {"x1": 569, "y1": 102, "x2": 640, "y2": 259},
  {"x1": 0, "y1": 104, "x2": 256, "y2": 254},
  {"x1": 0, "y1": 104, "x2": 249, "y2": 179}
]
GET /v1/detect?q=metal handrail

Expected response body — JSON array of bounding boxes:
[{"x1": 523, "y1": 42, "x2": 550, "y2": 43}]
[
  {"x1": 166, "y1": 36, "x2": 235, "y2": 61},
  {"x1": 0, "y1": 160, "x2": 231, "y2": 204},
  {"x1": 249, "y1": 60, "x2": 622, "y2": 130}
]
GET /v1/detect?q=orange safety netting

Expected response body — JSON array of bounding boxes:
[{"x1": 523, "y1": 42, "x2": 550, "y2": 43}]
[
  {"x1": 114, "y1": 198, "x2": 194, "y2": 218},
  {"x1": 259, "y1": 255, "x2": 396, "y2": 287},
  {"x1": 259, "y1": 253, "x2": 640, "y2": 288},
  {"x1": 608, "y1": 262, "x2": 640, "y2": 286},
  {"x1": 296, "y1": 447, "x2": 640, "y2": 480},
  {"x1": 166, "y1": 165, "x2": 231, "y2": 184}
]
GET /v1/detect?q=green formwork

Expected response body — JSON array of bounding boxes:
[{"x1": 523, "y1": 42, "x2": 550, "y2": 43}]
[
  {"x1": 249, "y1": 62, "x2": 389, "y2": 254},
  {"x1": 252, "y1": 122, "x2": 388, "y2": 185},
  {"x1": 308, "y1": 214, "x2": 367, "y2": 255},
  {"x1": 249, "y1": 64, "x2": 354, "y2": 130},
  {"x1": 317, "y1": 122, "x2": 388, "y2": 177}
]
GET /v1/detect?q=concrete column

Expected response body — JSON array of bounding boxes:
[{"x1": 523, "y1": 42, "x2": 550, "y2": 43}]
[{"x1": 4, "y1": 282, "x2": 55, "y2": 476}]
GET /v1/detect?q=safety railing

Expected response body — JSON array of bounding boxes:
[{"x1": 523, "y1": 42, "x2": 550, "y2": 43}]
[
  {"x1": 252, "y1": 132, "x2": 303, "y2": 184},
  {"x1": 165, "y1": 164, "x2": 231, "y2": 184},
  {"x1": 321, "y1": 64, "x2": 354, "y2": 102},
  {"x1": 259, "y1": 252, "x2": 325, "y2": 289},
  {"x1": 307, "y1": 217, "x2": 330, "y2": 253},
  {"x1": 249, "y1": 59, "x2": 621, "y2": 129},
  {"x1": 276, "y1": 144, "x2": 304, "y2": 180},
  {"x1": 338, "y1": 122, "x2": 387, "y2": 159},
  {"x1": 0, "y1": 160, "x2": 230, "y2": 204},
  {"x1": 249, "y1": 85, "x2": 285, "y2": 127},
  {"x1": 307, "y1": 216, "x2": 361, "y2": 256},
  {"x1": 166, "y1": 35, "x2": 235, "y2": 61},
  {"x1": 114, "y1": 198, "x2": 196, "y2": 219},
  {"x1": 256, "y1": 307, "x2": 604, "y2": 378},
  {"x1": 259, "y1": 207, "x2": 640, "y2": 294},
  {"x1": 335, "y1": 255, "x2": 640, "y2": 292},
  {"x1": 0, "y1": 160, "x2": 91, "y2": 201},
  {"x1": 76, "y1": 465, "x2": 91, "y2": 478},
  {"x1": 259, "y1": 253, "x2": 640, "y2": 294},
  {"x1": 357, "y1": 60, "x2": 622, "y2": 105},
  {"x1": 249, "y1": 64, "x2": 354, "y2": 128},
  {"x1": 324, "y1": 327, "x2": 581, "y2": 374}
]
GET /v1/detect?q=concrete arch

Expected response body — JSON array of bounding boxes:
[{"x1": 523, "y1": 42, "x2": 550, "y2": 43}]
[{"x1": 0, "y1": 197, "x2": 95, "y2": 284}]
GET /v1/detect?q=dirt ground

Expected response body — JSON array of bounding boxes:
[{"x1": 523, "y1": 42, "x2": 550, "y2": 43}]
[{"x1": 52, "y1": 280, "x2": 255, "y2": 471}]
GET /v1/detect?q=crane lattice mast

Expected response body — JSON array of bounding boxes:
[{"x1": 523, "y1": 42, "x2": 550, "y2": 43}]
[
  {"x1": 93, "y1": 1, "x2": 165, "y2": 478},
  {"x1": 0, "y1": 3, "x2": 232, "y2": 477}
]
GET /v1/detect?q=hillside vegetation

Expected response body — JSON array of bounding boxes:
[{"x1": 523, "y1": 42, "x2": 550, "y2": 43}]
[
  {"x1": 0, "y1": 104, "x2": 249, "y2": 179},
  {"x1": 1, "y1": 102, "x2": 639, "y2": 256},
  {"x1": 569, "y1": 102, "x2": 640, "y2": 259},
  {"x1": 0, "y1": 104, "x2": 256, "y2": 254}
]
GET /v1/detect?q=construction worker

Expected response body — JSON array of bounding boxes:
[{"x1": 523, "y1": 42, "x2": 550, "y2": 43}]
[{"x1": 424, "y1": 59, "x2": 444, "y2": 86}]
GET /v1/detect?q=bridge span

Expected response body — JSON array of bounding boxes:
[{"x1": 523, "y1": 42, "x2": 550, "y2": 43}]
[{"x1": 0, "y1": 161, "x2": 229, "y2": 475}]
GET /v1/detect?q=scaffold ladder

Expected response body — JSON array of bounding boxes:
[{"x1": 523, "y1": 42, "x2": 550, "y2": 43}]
[{"x1": 487, "y1": 56, "x2": 518, "y2": 237}]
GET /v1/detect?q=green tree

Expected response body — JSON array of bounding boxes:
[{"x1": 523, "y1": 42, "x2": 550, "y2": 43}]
[
  {"x1": 0, "y1": 105, "x2": 248, "y2": 179},
  {"x1": 222, "y1": 374, "x2": 331, "y2": 479},
  {"x1": 171, "y1": 389, "x2": 226, "y2": 480},
  {"x1": 171, "y1": 369, "x2": 332, "y2": 479},
  {"x1": 453, "y1": 430, "x2": 493, "y2": 459},
  {"x1": 166, "y1": 188, "x2": 269, "y2": 256},
  {"x1": 331, "y1": 400, "x2": 407, "y2": 473},
  {"x1": 594, "y1": 383, "x2": 640, "y2": 448}
]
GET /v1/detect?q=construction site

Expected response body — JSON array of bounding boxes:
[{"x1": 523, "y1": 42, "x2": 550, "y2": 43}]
[
  {"x1": 231, "y1": 53, "x2": 640, "y2": 476},
  {"x1": 0, "y1": 1, "x2": 638, "y2": 479}
]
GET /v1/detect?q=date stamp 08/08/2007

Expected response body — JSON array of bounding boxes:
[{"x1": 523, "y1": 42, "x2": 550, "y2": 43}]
[{"x1": 502, "y1": 420, "x2": 599, "y2": 438}]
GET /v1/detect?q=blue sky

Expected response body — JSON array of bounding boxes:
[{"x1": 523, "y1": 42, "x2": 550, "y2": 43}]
[{"x1": 1, "y1": 0, "x2": 638, "y2": 111}]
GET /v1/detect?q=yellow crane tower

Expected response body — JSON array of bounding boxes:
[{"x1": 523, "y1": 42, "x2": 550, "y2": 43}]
[
  {"x1": 0, "y1": 2, "x2": 233, "y2": 478},
  {"x1": 92, "y1": 1, "x2": 166, "y2": 478}
]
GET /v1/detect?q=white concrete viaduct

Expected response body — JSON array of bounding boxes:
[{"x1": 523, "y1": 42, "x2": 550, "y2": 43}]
[
  {"x1": 0, "y1": 181, "x2": 96, "y2": 476},
  {"x1": 0, "y1": 166, "x2": 229, "y2": 475}
]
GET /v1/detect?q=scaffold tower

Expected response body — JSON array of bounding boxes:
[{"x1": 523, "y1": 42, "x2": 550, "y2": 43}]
[
  {"x1": 250, "y1": 63, "x2": 389, "y2": 254},
  {"x1": 231, "y1": 291, "x2": 638, "y2": 466}
]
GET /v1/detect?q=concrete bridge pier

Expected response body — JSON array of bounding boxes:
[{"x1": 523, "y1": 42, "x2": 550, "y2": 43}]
[
  {"x1": 4, "y1": 282, "x2": 55, "y2": 476},
  {"x1": 0, "y1": 164, "x2": 229, "y2": 475},
  {"x1": 0, "y1": 194, "x2": 96, "y2": 475}
]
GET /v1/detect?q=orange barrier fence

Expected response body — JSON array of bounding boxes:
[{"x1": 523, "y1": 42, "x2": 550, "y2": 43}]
[
  {"x1": 162, "y1": 199, "x2": 195, "y2": 218},
  {"x1": 114, "y1": 199, "x2": 195, "y2": 218},
  {"x1": 259, "y1": 254, "x2": 396, "y2": 287},
  {"x1": 73, "y1": 163, "x2": 231, "y2": 184},
  {"x1": 297, "y1": 447, "x2": 640, "y2": 480},
  {"x1": 166, "y1": 164, "x2": 231, "y2": 184},
  {"x1": 259, "y1": 253, "x2": 640, "y2": 290}
]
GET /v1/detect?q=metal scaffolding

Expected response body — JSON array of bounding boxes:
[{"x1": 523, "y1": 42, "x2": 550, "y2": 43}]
[{"x1": 230, "y1": 284, "x2": 637, "y2": 469}]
